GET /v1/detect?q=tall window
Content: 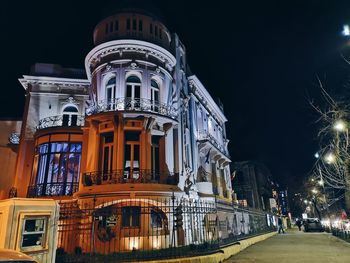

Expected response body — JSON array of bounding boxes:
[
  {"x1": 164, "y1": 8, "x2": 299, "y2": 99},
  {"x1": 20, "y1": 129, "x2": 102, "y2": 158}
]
[
  {"x1": 62, "y1": 106, "x2": 78, "y2": 126},
  {"x1": 100, "y1": 133, "x2": 114, "y2": 181},
  {"x1": 124, "y1": 131, "x2": 140, "y2": 180},
  {"x1": 151, "y1": 80, "x2": 159, "y2": 112},
  {"x1": 126, "y1": 75, "x2": 141, "y2": 109},
  {"x1": 151, "y1": 136, "x2": 161, "y2": 181},
  {"x1": 32, "y1": 142, "x2": 82, "y2": 196},
  {"x1": 106, "y1": 76, "x2": 116, "y2": 109}
]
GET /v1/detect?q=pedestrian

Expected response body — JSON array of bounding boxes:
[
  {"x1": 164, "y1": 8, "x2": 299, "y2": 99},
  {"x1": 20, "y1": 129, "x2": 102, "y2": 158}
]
[
  {"x1": 296, "y1": 218, "x2": 302, "y2": 231},
  {"x1": 278, "y1": 216, "x2": 285, "y2": 234}
]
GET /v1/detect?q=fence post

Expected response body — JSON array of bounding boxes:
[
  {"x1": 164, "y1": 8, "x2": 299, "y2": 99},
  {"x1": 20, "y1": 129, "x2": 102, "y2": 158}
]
[
  {"x1": 171, "y1": 192, "x2": 176, "y2": 248},
  {"x1": 214, "y1": 196, "x2": 220, "y2": 248},
  {"x1": 90, "y1": 195, "x2": 97, "y2": 257}
]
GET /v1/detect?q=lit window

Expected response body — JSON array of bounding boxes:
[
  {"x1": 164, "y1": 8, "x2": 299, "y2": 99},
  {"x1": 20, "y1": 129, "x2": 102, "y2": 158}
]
[
  {"x1": 122, "y1": 207, "x2": 140, "y2": 227},
  {"x1": 30, "y1": 142, "x2": 82, "y2": 197},
  {"x1": 21, "y1": 217, "x2": 47, "y2": 250}
]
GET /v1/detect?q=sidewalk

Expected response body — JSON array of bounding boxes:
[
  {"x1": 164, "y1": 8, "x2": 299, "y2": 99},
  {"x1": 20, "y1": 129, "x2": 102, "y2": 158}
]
[{"x1": 225, "y1": 228, "x2": 350, "y2": 263}]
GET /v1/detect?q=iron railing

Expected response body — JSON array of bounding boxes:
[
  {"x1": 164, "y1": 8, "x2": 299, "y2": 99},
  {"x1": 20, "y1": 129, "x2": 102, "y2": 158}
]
[
  {"x1": 37, "y1": 115, "x2": 85, "y2": 130},
  {"x1": 55, "y1": 197, "x2": 277, "y2": 263},
  {"x1": 85, "y1": 97, "x2": 178, "y2": 119},
  {"x1": 27, "y1": 183, "x2": 79, "y2": 197},
  {"x1": 197, "y1": 130, "x2": 230, "y2": 157},
  {"x1": 83, "y1": 169, "x2": 178, "y2": 186}
]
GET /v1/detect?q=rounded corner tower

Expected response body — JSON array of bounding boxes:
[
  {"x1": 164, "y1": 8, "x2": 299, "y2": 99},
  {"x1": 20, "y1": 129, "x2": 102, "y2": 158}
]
[{"x1": 79, "y1": 6, "x2": 181, "y2": 202}]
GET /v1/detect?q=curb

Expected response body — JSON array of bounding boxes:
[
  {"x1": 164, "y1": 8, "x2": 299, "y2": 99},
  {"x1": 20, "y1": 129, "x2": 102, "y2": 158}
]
[{"x1": 132, "y1": 232, "x2": 277, "y2": 263}]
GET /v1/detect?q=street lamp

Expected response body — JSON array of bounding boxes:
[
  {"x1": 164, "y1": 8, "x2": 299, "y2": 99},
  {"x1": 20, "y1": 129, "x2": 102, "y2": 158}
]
[
  {"x1": 342, "y1": 25, "x2": 350, "y2": 36},
  {"x1": 318, "y1": 179, "x2": 324, "y2": 186},
  {"x1": 325, "y1": 152, "x2": 336, "y2": 164},
  {"x1": 333, "y1": 119, "x2": 347, "y2": 132}
]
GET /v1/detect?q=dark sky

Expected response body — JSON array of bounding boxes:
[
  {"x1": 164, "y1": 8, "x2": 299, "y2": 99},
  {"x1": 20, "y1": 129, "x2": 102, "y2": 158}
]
[{"x1": 2, "y1": 0, "x2": 350, "y2": 191}]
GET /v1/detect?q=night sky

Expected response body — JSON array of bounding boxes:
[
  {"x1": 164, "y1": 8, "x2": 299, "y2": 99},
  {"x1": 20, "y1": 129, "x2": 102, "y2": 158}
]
[{"x1": 2, "y1": 0, "x2": 350, "y2": 192}]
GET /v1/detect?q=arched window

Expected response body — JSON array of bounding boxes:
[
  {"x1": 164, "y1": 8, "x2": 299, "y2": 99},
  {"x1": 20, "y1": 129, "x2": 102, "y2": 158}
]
[
  {"x1": 106, "y1": 76, "x2": 116, "y2": 107},
  {"x1": 62, "y1": 105, "x2": 79, "y2": 126},
  {"x1": 151, "y1": 79, "x2": 159, "y2": 112},
  {"x1": 126, "y1": 75, "x2": 141, "y2": 109}
]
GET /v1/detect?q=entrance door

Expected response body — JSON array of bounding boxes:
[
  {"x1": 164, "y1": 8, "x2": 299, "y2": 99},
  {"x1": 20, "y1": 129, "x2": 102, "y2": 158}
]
[
  {"x1": 124, "y1": 131, "x2": 140, "y2": 181},
  {"x1": 126, "y1": 76, "x2": 141, "y2": 110},
  {"x1": 151, "y1": 136, "x2": 161, "y2": 182},
  {"x1": 62, "y1": 106, "x2": 78, "y2": 126},
  {"x1": 151, "y1": 80, "x2": 159, "y2": 112},
  {"x1": 100, "y1": 133, "x2": 114, "y2": 181},
  {"x1": 106, "y1": 77, "x2": 116, "y2": 110}
]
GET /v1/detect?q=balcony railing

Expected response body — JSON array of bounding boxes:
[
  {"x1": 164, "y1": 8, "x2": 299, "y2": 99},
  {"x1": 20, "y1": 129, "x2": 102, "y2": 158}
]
[
  {"x1": 37, "y1": 115, "x2": 85, "y2": 130},
  {"x1": 86, "y1": 97, "x2": 178, "y2": 120},
  {"x1": 197, "y1": 130, "x2": 230, "y2": 157},
  {"x1": 83, "y1": 169, "x2": 178, "y2": 186},
  {"x1": 27, "y1": 182, "x2": 79, "y2": 197}
]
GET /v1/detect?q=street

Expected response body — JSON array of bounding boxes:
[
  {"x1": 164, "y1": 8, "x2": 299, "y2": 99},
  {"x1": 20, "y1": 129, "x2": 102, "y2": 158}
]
[{"x1": 225, "y1": 228, "x2": 350, "y2": 263}]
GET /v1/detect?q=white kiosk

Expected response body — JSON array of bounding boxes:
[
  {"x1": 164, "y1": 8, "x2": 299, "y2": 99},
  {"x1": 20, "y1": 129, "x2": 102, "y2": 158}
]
[{"x1": 0, "y1": 198, "x2": 59, "y2": 263}]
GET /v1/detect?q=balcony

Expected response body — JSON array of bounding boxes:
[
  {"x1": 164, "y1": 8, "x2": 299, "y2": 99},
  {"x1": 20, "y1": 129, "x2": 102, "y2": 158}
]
[
  {"x1": 83, "y1": 169, "x2": 178, "y2": 186},
  {"x1": 85, "y1": 97, "x2": 178, "y2": 120},
  {"x1": 27, "y1": 183, "x2": 79, "y2": 197},
  {"x1": 197, "y1": 130, "x2": 230, "y2": 157},
  {"x1": 37, "y1": 115, "x2": 85, "y2": 130}
]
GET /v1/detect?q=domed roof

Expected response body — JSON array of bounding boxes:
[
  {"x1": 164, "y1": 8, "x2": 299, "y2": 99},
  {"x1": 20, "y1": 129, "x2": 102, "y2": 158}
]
[{"x1": 97, "y1": 0, "x2": 166, "y2": 24}]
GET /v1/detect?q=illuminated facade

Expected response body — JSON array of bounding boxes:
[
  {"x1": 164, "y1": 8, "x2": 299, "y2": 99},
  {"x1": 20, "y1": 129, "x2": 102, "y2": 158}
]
[{"x1": 4, "y1": 8, "x2": 232, "y2": 253}]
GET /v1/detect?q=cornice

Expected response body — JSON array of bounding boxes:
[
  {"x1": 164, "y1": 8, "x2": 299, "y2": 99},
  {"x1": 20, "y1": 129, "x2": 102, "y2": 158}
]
[
  {"x1": 188, "y1": 75, "x2": 227, "y2": 123},
  {"x1": 85, "y1": 39, "x2": 176, "y2": 81},
  {"x1": 19, "y1": 75, "x2": 90, "y2": 91}
]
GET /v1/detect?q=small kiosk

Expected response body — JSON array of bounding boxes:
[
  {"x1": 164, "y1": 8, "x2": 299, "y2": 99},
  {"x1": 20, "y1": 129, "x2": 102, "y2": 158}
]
[{"x1": 0, "y1": 198, "x2": 59, "y2": 263}]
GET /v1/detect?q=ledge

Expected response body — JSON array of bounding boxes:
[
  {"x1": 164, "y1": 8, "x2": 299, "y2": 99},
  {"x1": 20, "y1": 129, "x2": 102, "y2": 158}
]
[{"x1": 132, "y1": 231, "x2": 277, "y2": 263}]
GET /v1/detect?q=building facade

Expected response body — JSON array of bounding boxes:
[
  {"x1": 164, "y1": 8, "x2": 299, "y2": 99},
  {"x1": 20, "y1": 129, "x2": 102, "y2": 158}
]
[
  {"x1": 3, "y1": 8, "x2": 234, "y2": 254},
  {"x1": 231, "y1": 161, "x2": 274, "y2": 211}
]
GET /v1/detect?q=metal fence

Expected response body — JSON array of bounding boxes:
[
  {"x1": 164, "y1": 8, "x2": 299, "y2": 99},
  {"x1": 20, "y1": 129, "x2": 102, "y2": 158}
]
[{"x1": 55, "y1": 196, "x2": 277, "y2": 263}]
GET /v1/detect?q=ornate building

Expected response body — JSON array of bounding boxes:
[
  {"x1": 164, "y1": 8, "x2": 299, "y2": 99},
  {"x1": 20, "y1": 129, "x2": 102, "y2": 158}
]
[{"x1": 4, "y1": 7, "x2": 233, "y2": 254}]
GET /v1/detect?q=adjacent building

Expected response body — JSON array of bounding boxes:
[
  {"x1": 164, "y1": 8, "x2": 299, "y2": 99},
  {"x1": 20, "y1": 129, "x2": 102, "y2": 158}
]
[{"x1": 231, "y1": 161, "x2": 274, "y2": 211}]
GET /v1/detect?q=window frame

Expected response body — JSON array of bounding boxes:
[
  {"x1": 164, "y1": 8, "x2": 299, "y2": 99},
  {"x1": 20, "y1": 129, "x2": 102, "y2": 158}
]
[
  {"x1": 20, "y1": 216, "x2": 48, "y2": 252},
  {"x1": 122, "y1": 206, "x2": 141, "y2": 228},
  {"x1": 32, "y1": 141, "x2": 82, "y2": 197}
]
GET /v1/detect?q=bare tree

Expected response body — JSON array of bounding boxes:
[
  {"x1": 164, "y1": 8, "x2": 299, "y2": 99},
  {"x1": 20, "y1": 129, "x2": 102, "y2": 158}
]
[{"x1": 310, "y1": 77, "x2": 350, "y2": 212}]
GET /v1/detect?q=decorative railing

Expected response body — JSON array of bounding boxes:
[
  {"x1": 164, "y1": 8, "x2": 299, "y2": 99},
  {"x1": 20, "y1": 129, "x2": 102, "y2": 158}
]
[
  {"x1": 197, "y1": 130, "x2": 230, "y2": 157},
  {"x1": 86, "y1": 97, "x2": 178, "y2": 119},
  {"x1": 83, "y1": 169, "x2": 178, "y2": 186},
  {"x1": 36, "y1": 115, "x2": 85, "y2": 130},
  {"x1": 27, "y1": 182, "x2": 79, "y2": 197}
]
